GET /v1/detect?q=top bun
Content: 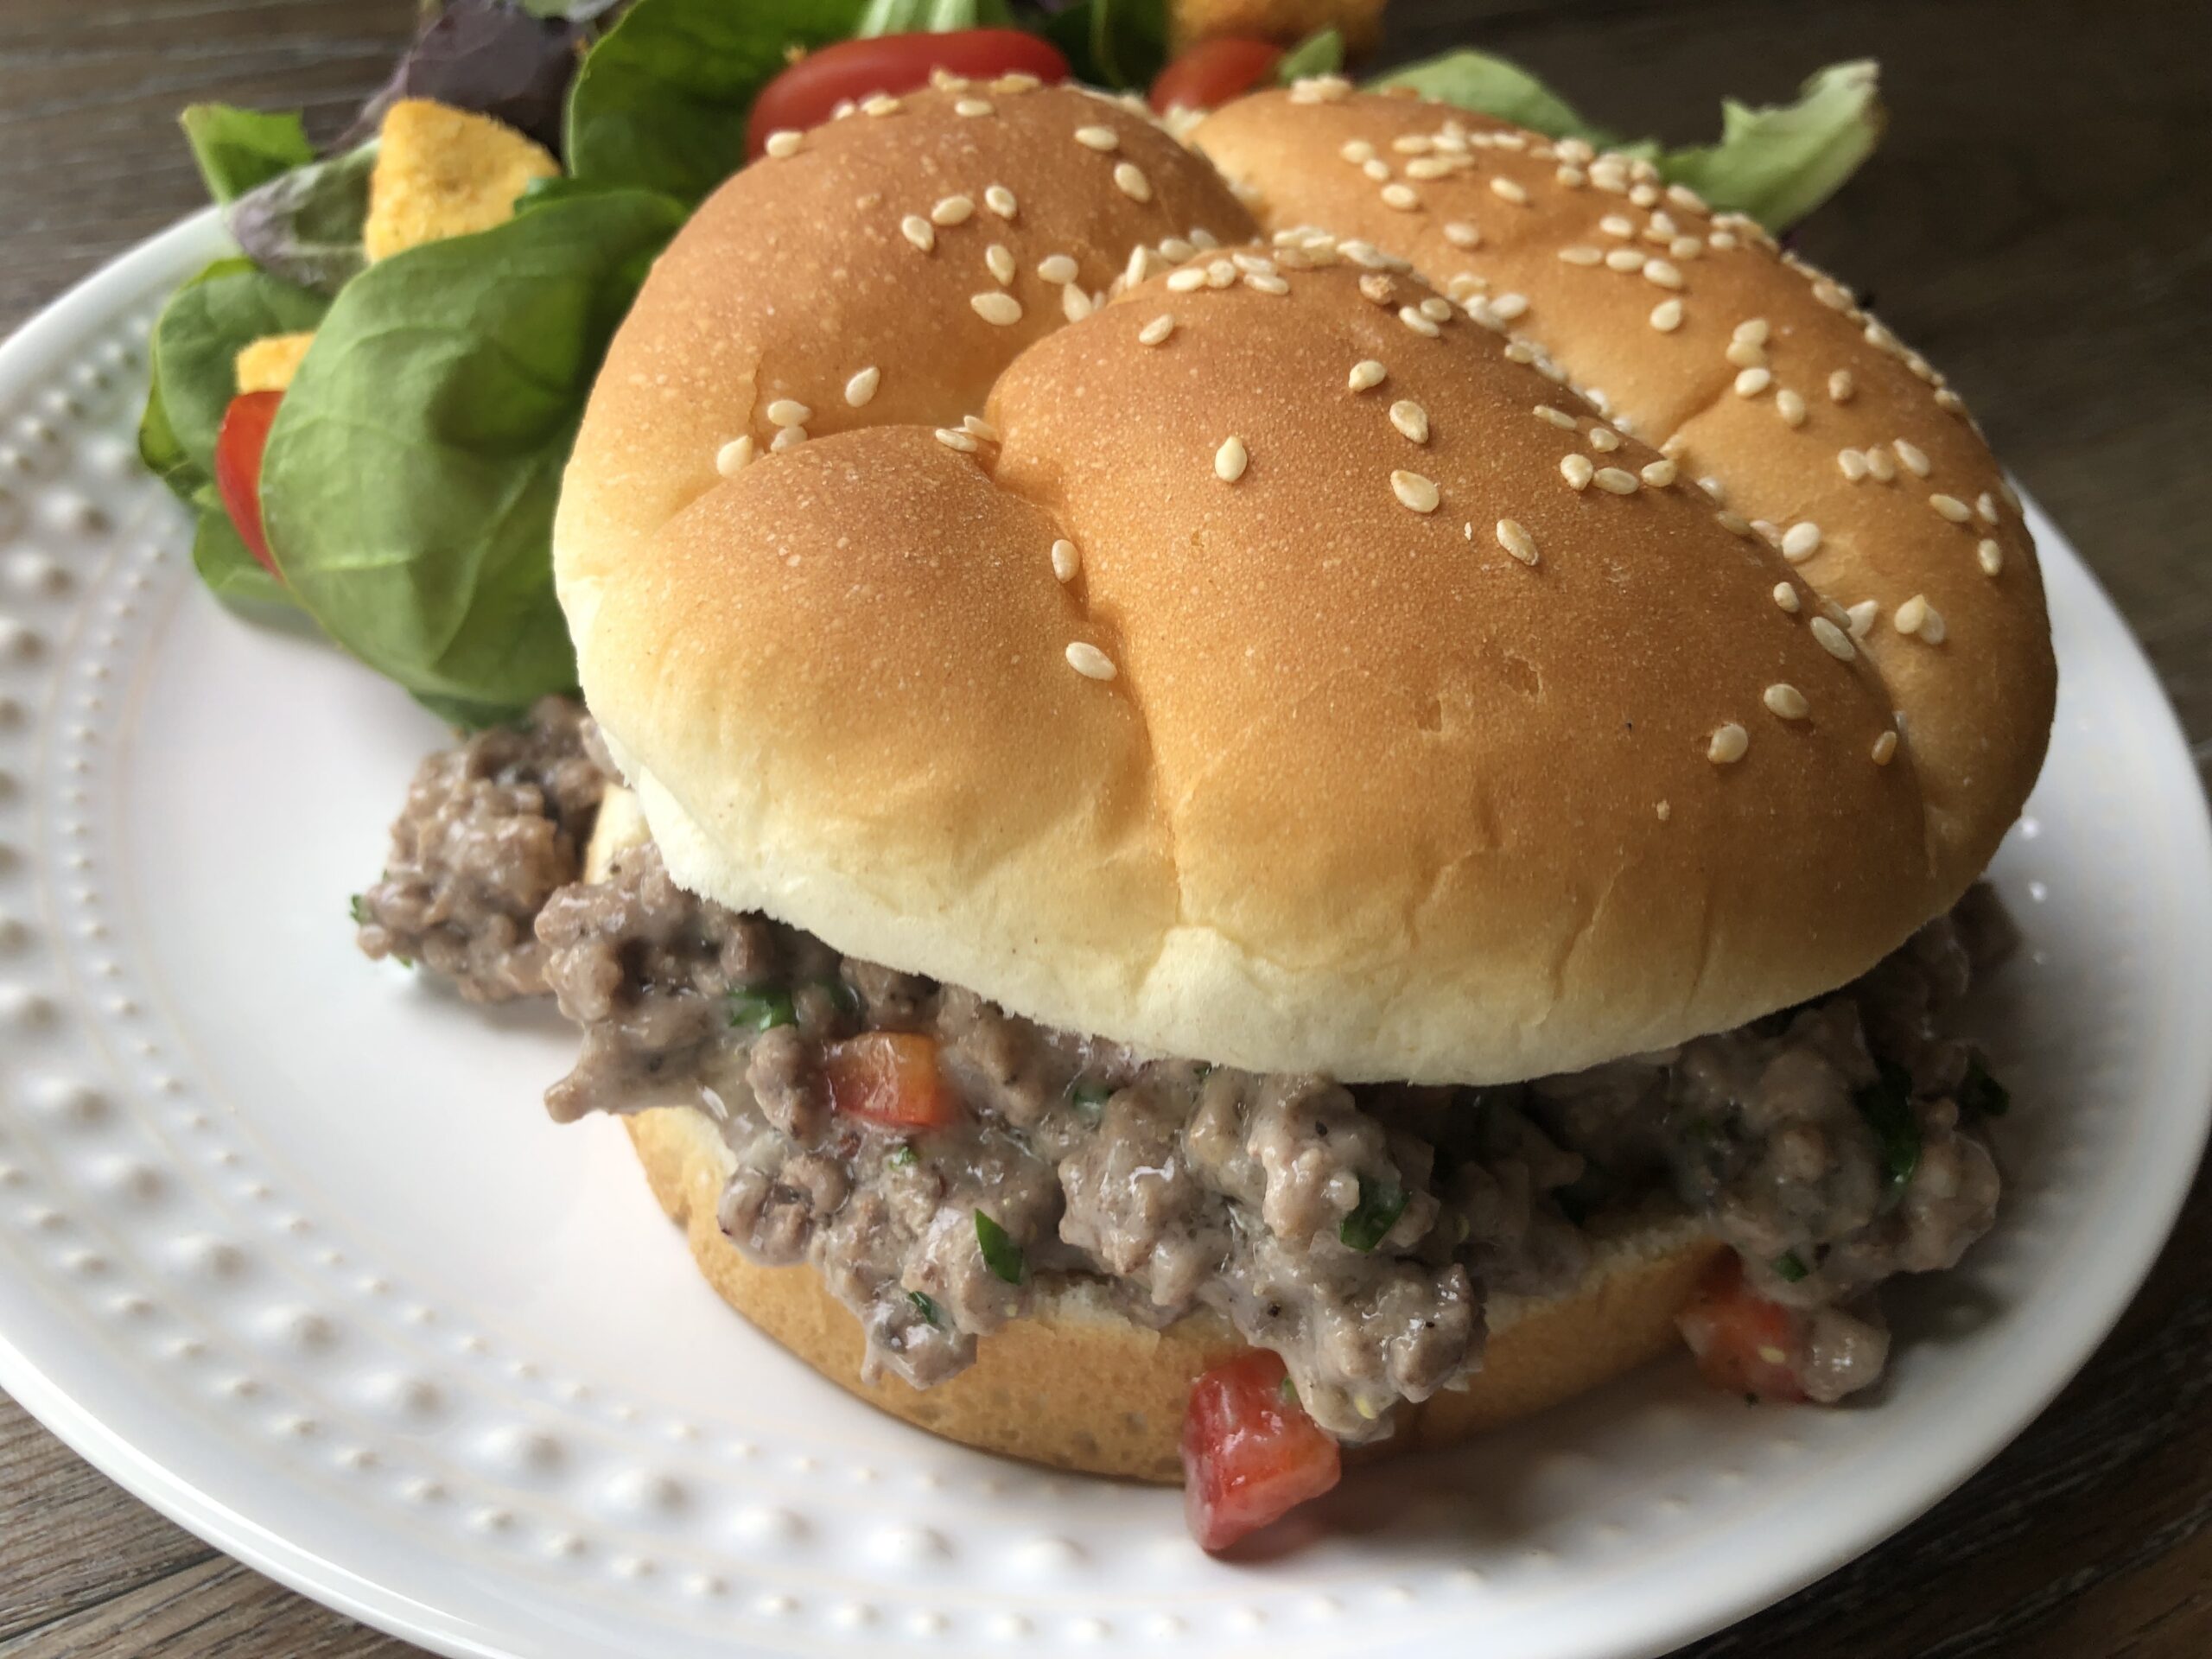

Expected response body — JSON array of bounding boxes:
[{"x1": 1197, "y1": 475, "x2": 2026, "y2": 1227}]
[{"x1": 556, "y1": 81, "x2": 2054, "y2": 1084}]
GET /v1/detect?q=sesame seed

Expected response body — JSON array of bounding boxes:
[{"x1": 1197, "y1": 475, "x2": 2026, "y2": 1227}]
[
  {"x1": 1977, "y1": 492, "x2": 2000, "y2": 524},
  {"x1": 1605, "y1": 248, "x2": 1647, "y2": 273},
  {"x1": 933, "y1": 427, "x2": 977, "y2": 453},
  {"x1": 985, "y1": 243, "x2": 1015, "y2": 284},
  {"x1": 1496, "y1": 518, "x2": 1540, "y2": 565},
  {"x1": 963, "y1": 413, "x2": 997, "y2": 442},
  {"x1": 844, "y1": 366, "x2": 880, "y2": 408},
  {"x1": 1764, "y1": 683, "x2": 1809, "y2": 720},
  {"x1": 1060, "y1": 284, "x2": 1093, "y2": 323},
  {"x1": 1535, "y1": 405, "x2": 1576, "y2": 429},
  {"x1": 1709, "y1": 230, "x2": 1738, "y2": 250},
  {"x1": 1847, "y1": 600, "x2": 1878, "y2": 638},
  {"x1": 1215, "y1": 435, "x2": 1248, "y2": 482},
  {"x1": 1772, "y1": 582, "x2": 1801, "y2": 613},
  {"x1": 1442, "y1": 220, "x2": 1481, "y2": 248},
  {"x1": 1585, "y1": 426, "x2": 1619, "y2": 454},
  {"x1": 1838, "y1": 449, "x2": 1868, "y2": 481},
  {"x1": 1641, "y1": 459, "x2": 1677, "y2": 487},
  {"x1": 764, "y1": 130, "x2": 802, "y2": 158},
  {"x1": 1717, "y1": 510, "x2": 1752, "y2": 537},
  {"x1": 1643, "y1": 259, "x2": 1684, "y2": 289},
  {"x1": 1391, "y1": 470, "x2": 1440, "y2": 512},
  {"x1": 1405, "y1": 156, "x2": 1458, "y2": 181},
  {"x1": 1560, "y1": 245, "x2": 1604, "y2": 266},
  {"x1": 1138, "y1": 314, "x2": 1175, "y2": 346},
  {"x1": 1630, "y1": 182, "x2": 1659, "y2": 207},
  {"x1": 900, "y1": 215, "x2": 935, "y2": 252},
  {"x1": 765, "y1": 397, "x2": 810, "y2": 428},
  {"x1": 1381, "y1": 182, "x2": 1420, "y2": 210},
  {"x1": 1208, "y1": 257, "x2": 1238, "y2": 289},
  {"x1": 1828, "y1": 370, "x2": 1855, "y2": 404},
  {"x1": 1231, "y1": 251, "x2": 1274, "y2": 274},
  {"x1": 1599, "y1": 214, "x2": 1635, "y2": 238},
  {"x1": 1707, "y1": 723, "x2": 1749, "y2": 765},
  {"x1": 1700, "y1": 476, "x2": 1726, "y2": 503},
  {"x1": 1894, "y1": 439, "x2": 1931, "y2": 476},
  {"x1": 1777, "y1": 390, "x2": 1807, "y2": 426},
  {"x1": 1487, "y1": 292, "x2": 1529, "y2": 323},
  {"x1": 1340, "y1": 139, "x2": 1375, "y2": 164},
  {"x1": 994, "y1": 72, "x2": 1040, "y2": 93},
  {"x1": 1392, "y1": 135, "x2": 1432, "y2": 155},
  {"x1": 1037, "y1": 253, "x2": 1079, "y2": 285},
  {"x1": 714, "y1": 435, "x2": 753, "y2": 476},
  {"x1": 1065, "y1": 641, "x2": 1116, "y2": 681},
  {"x1": 1809, "y1": 616, "x2": 1856, "y2": 660},
  {"x1": 1734, "y1": 367, "x2": 1773, "y2": 397},
  {"x1": 861, "y1": 94, "x2": 901, "y2": 117},
  {"x1": 1930, "y1": 493, "x2": 1972, "y2": 523},
  {"x1": 1866, "y1": 446, "x2": 1897, "y2": 482},
  {"x1": 1871, "y1": 730, "x2": 1898, "y2": 766},
  {"x1": 1051, "y1": 539, "x2": 1079, "y2": 582},
  {"x1": 1349, "y1": 359, "x2": 1387, "y2": 392},
  {"x1": 1362, "y1": 158, "x2": 1390, "y2": 181},
  {"x1": 1592, "y1": 467, "x2": 1638, "y2": 495},
  {"x1": 956, "y1": 98, "x2": 994, "y2": 117},
  {"x1": 1560, "y1": 454, "x2": 1595, "y2": 491},
  {"x1": 931, "y1": 195, "x2": 974, "y2": 226},
  {"x1": 1379, "y1": 399, "x2": 1428, "y2": 444},
  {"x1": 985, "y1": 183, "x2": 1017, "y2": 218},
  {"x1": 1159, "y1": 236, "x2": 1197, "y2": 263},
  {"x1": 1398, "y1": 306, "x2": 1441, "y2": 338},
  {"x1": 1419, "y1": 296, "x2": 1453, "y2": 321},
  {"x1": 1244, "y1": 271, "x2": 1289, "y2": 295},
  {"x1": 770, "y1": 425, "x2": 807, "y2": 452},
  {"x1": 1446, "y1": 272, "x2": 1486, "y2": 302},
  {"x1": 1165, "y1": 267, "x2": 1206, "y2": 292},
  {"x1": 1725, "y1": 340, "x2": 1767, "y2": 369},
  {"x1": 1812, "y1": 278, "x2": 1852, "y2": 310},
  {"x1": 1491, "y1": 177, "x2": 1529, "y2": 204},
  {"x1": 1113, "y1": 162, "x2": 1151, "y2": 201},
  {"x1": 1977, "y1": 538, "x2": 2004, "y2": 576},
  {"x1": 1649, "y1": 299, "x2": 1684, "y2": 332},
  {"x1": 970, "y1": 291, "x2": 1022, "y2": 326},
  {"x1": 1780, "y1": 522, "x2": 1821, "y2": 563},
  {"x1": 1074, "y1": 125, "x2": 1119, "y2": 151}
]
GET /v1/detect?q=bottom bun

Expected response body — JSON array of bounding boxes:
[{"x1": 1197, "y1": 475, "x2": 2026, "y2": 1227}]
[{"x1": 625, "y1": 1101, "x2": 1725, "y2": 1483}]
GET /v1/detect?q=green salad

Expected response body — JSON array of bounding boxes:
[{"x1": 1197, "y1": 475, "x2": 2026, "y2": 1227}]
[{"x1": 140, "y1": 0, "x2": 1884, "y2": 726}]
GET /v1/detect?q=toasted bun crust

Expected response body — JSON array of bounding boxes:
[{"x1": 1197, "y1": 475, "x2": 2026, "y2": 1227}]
[
  {"x1": 1190, "y1": 88, "x2": 2056, "y2": 894},
  {"x1": 561, "y1": 86, "x2": 2052, "y2": 1084},
  {"x1": 626, "y1": 1097, "x2": 1723, "y2": 1480}
]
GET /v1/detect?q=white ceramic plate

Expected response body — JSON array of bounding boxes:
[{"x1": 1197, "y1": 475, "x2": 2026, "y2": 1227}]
[{"x1": 0, "y1": 212, "x2": 2206, "y2": 1659}]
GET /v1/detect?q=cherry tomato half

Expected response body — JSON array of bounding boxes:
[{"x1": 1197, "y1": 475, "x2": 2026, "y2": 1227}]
[
  {"x1": 823, "y1": 1031, "x2": 959, "y2": 1129},
  {"x1": 1180, "y1": 1350, "x2": 1342, "y2": 1552},
  {"x1": 1676, "y1": 1254, "x2": 1811, "y2": 1403},
  {"x1": 746, "y1": 30, "x2": 1071, "y2": 159},
  {"x1": 213, "y1": 390, "x2": 284, "y2": 577},
  {"x1": 1149, "y1": 37, "x2": 1283, "y2": 114}
]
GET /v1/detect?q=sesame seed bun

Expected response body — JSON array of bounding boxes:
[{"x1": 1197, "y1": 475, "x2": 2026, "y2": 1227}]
[
  {"x1": 558, "y1": 82, "x2": 2052, "y2": 1086},
  {"x1": 588, "y1": 791, "x2": 1725, "y2": 1480},
  {"x1": 1189, "y1": 86, "x2": 2056, "y2": 896}
]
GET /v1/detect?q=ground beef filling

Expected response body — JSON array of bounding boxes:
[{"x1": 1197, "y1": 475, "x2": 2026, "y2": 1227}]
[
  {"x1": 353, "y1": 697, "x2": 613, "y2": 1001},
  {"x1": 533, "y1": 833, "x2": 2014, "y2": 1437}
]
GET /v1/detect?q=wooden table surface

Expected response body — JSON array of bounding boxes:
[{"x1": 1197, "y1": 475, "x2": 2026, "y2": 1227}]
[{"x1": 2, "y1": 1, "x2": 2208, "y2": 1654}]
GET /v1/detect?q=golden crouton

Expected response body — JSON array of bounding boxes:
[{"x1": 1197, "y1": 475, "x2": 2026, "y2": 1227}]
[
  {"x1": 362, "y1": 99, "x2": 559, "y2": 263},
  {"x1": 233, "y1": 331, "x2": 315, "y2": 395}
]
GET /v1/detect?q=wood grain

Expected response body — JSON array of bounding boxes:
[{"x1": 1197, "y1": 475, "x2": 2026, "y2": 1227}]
[{"x1": 0, "y1": 1, "x2": 2206, "y2": 1655}]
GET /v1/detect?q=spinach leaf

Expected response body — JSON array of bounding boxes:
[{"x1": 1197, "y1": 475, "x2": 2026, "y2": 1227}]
[
  {"x1": 857, "y1": 0, "x2": 1013, "y2": 31},
  {"x1": 1772, "y1": 1249, "x2": 1810, "y2": 1283},
  {"x1": 974, "y1": 1209, "x2": 1026, "y2": 1284},
  {"x1": 342, "y1": 0, "x2": 601, "y2": 157},
  {"x1": 906, "y1": 1287, "x2": 943, "y2": 1325},
  {"x1": 728, "y1": 985, "x2": 798, "y2": 1030},
  {"x1": 1339, "y1": 1173, "x2": 1408, "y2": 1252},
  {"x1": 1042, "y1": 0, "x2": 1167, "y2": 91},
  {"x1": 1368, "y1": 50, "x2": 1623, "y2": 151},
  {"x1": 1855, "y1": 1060, "x2": 1923, "y2": 1205},
  {"x1": 190, "y1": 490, "x2": 296, "y2": 611},
  {"x1": 258, "y1": 188, "x2": 685, "y2": 721},
  {"x1": 179, "y1": 105, "x2": 315, "y2": 205},
  {"x1": 1274, "y1": 29, "x2": 1344, "y2": 84},
  {"x1": 1662, "y1": 61, "x2": 1884, "y2": 232},
  {"x1": 146, "y1": 258, "x2": 328, "y2": 489},
  {"x1": 565, "y1": 0, "x2": 870, "y2": 206},
  {"x1": 226, "y1": 142, "x2": 378, "y2": 296}
]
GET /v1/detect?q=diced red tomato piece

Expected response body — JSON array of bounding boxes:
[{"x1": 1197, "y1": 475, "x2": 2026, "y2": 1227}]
[
  {"x1": 1148, "y1": 37, "x2": 1283, "y2": 114},
  {"x1": 745, "y1": 30, "x2": 1071, "y2": 159},
  {"x1": 1677, "y1": 1254, "x2": 1811, "y2": 1402},
  {"x1": 823, "y1": 1031, "x2": 958, "y2": 1129},
  {"x1": 213, "y1": 390, "x2": 284, "y2": 576},
  {"x1": 1180, "y1": 1350, "x2": 1342, "y2": 1552}
]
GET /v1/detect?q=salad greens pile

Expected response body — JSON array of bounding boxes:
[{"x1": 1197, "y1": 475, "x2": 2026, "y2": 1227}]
[{"x1": 141, "y1": 0, "x2": 1885, "y2": 726}]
